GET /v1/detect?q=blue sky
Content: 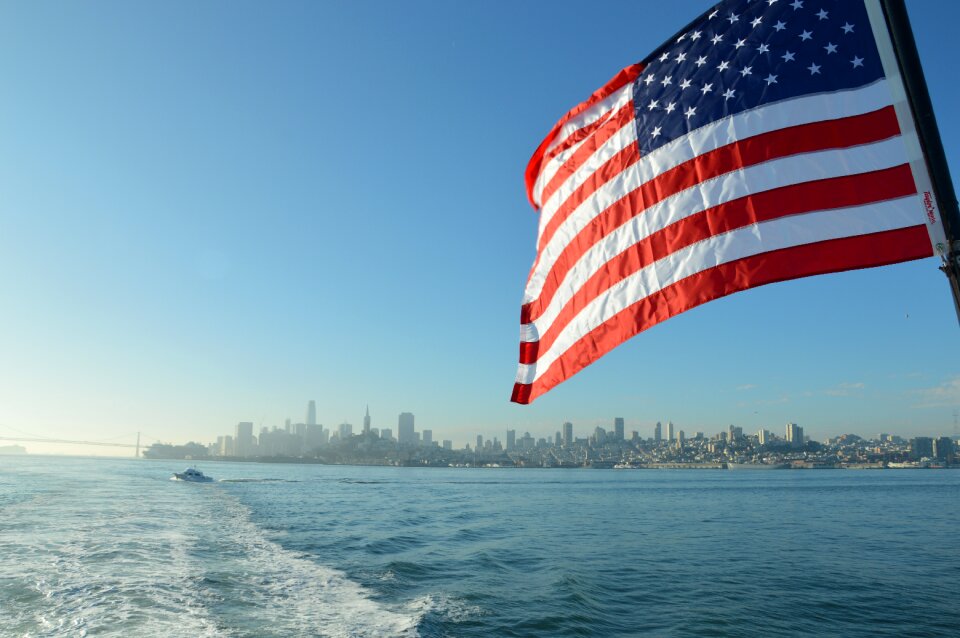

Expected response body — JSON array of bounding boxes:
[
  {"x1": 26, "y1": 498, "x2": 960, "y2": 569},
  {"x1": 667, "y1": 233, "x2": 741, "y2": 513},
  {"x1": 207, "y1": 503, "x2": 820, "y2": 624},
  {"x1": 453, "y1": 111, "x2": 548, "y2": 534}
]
[{"x1": 1, "y1": 0, "x2": 958, "y2": 454}]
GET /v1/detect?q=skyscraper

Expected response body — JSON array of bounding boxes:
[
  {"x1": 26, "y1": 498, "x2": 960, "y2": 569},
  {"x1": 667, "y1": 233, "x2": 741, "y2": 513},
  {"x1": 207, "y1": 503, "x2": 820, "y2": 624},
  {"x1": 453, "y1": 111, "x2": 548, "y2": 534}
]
[
  {"x1": 338, "y1": 423, "x2": 353, "y2": 439},
  {"x1": 911, "y1": 437, "x2": 934, "y2": 460},
  {"x1": 654, "y1": 422, "x2": 662, "y2": 442},
  {"x1": 614, "y1": 417, "x2": 625, "y2": 441},
  {"x1": 562, "y1": 422, "x2": 573, "y2": 447},
  {"x1": 933, "y1": 436, "x2": 954, "y2": 461},
  {"x1": 758, "y1": 429, "x2": 769, "y2": 446},
  {"x1": 422, "y1": 429, "x2": 433, "y2": 446},
  {"x1": 235, "y1": 422, "x2": 254, "y2": 457},
  {"x1": 506, "y1": 429, "x2": 516, "y2": 451},
  {"x1": 786, "y1": 423, "x2": 804, "y2": 449},
  {"x1": 398, "y1": 412, "x2": 415, "y2": 445},
  {"x1": 306, "y1": 400, "x2": 317, "y2": 427},
  {"x1": 666, "y1": 421, "x2": 675, "y2": 442},
  {"x1": 363, "y1": 405, "x2": 371, "y2": 434}
]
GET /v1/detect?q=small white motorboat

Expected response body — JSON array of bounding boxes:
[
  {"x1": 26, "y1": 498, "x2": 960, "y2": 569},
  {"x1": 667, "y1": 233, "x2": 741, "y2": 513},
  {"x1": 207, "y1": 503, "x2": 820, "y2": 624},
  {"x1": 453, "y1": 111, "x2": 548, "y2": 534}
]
[{"x1": 171, "y1": 467, "x2": 214, "y2": 482}]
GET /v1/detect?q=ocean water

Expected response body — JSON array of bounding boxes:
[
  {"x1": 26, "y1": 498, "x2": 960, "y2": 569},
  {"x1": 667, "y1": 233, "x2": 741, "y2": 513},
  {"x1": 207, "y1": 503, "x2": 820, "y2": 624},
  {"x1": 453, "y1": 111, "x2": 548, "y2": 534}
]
[{"x1": 1, "y1": 456, "x2": 958, "y2": 637}]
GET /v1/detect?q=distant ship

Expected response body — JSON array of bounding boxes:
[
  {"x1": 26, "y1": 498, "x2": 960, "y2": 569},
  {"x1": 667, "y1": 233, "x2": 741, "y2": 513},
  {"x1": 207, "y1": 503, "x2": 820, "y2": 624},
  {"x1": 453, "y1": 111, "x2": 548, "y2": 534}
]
[{"x1": 726, "y1": 462, "x2": 789, "y2": 470}]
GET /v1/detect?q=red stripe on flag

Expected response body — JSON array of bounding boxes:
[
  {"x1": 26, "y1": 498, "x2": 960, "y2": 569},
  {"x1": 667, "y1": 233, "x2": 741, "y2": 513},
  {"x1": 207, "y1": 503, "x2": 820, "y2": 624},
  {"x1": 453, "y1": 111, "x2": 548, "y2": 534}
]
[
  {"x1": 521, "y1": 164, "x2": 918, "y2": 362},
  {"x1": 525, "y1": 64, "x2": 644, "y2": 209},
  {"x1": 511, "y1": 224, "x2": 933, "y2": 403},
  {"x1": 539, "y1": 102, "x2": 637, "y2": 207},
  {"x1": 527, "y1": 105, "x2": 902, "y2": 315}
]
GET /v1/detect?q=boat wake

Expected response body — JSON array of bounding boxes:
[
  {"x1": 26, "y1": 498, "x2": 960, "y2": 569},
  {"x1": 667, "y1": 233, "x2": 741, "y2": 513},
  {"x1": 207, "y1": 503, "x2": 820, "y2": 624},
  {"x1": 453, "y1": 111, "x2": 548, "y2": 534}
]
[{"x1": 211, "y1": 494, "x2": 421, "y2": 637}]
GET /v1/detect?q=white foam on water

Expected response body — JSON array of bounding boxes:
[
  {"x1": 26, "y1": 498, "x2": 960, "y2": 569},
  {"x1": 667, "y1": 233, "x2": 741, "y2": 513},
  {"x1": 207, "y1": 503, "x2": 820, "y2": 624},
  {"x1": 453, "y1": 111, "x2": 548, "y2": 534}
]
[
  {"x1": 406, "y1": 593, "x2": 484, "y2": 625},
  {"x1": 2, "y1": 493, "x2": 224, "y2": 638},
  {"x1": 213, "y1": 493, "x2": 420, "y2": 637},
  {"x1": 2, "y1": 464, "x2": 422, "y2": 637}
]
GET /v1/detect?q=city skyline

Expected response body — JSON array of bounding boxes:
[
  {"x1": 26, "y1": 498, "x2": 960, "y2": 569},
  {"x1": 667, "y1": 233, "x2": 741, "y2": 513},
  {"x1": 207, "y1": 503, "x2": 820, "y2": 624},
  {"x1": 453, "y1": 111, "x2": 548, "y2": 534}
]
[
  {"x1": 2, "y1": 1, "x2": 960, "y2": 455},
  {"x1": 5, "y1": 397, "x2": 960, "y2": 457},
  {"x1": 143, "y1": 406, "x2": 956, "y2": 472}
]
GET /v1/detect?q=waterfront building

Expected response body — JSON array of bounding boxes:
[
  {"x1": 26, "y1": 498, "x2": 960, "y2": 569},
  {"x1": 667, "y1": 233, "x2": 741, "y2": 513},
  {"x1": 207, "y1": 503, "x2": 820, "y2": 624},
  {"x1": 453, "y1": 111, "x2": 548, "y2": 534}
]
[
  {"x1": 307, "y1": 400, "x2": 317, "y2": 427},
  {"x1": 654, "y1": 421, "x2": 662, "y2": 442},
  {"x1": 562, "y1": 422, "x2": 573, "y2": 447},
  {"x1": 235, "y1": 422, "x2": 254, "y2": 457},
  {"x1": 614, "y1": 418, "x2": 625, "y2": 441},
  {"x1": 911, "y1": 437, "x2": 934, "y2": 460},
  {"x1": 933, "y1": 437, "x2": 954, "y2": 461},
  {"x1": 398, "y1": 413, "x2": 415, "y2": 445},
  {"x1": 363, "y1": 405, "x2": 371, "y2": 434},
  {"x1": 506, "y1": 429, "x2": 516, "y2": 451}
]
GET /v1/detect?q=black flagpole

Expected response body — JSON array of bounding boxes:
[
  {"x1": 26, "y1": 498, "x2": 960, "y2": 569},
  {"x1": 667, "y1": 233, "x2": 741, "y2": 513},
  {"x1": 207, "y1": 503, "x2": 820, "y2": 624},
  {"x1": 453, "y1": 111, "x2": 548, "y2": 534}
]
[{"x1": 880, "y1": 0, "x2": 960, "y2": 325}]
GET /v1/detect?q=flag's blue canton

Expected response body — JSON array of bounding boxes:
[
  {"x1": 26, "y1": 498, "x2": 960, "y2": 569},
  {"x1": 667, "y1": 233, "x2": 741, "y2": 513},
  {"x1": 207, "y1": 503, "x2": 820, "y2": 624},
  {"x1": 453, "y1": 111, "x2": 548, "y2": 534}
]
[{"x1": 633, "y1": 0, "x2": 884, "y2": 155}]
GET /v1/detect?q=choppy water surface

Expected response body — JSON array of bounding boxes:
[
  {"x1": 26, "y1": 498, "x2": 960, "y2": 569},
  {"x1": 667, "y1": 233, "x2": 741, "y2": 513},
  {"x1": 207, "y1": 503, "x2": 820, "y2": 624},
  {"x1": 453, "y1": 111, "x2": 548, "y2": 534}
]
[{"x1": 1, "y1": 457, "x2": 957, "y2": 637}]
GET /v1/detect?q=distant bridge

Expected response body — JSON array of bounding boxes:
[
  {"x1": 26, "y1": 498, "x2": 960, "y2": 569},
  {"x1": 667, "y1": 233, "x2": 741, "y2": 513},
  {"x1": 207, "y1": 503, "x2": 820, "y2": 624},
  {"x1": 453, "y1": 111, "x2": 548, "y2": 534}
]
[{"x1": 0, "y1": 434, "x2": 144, "y2": 457}]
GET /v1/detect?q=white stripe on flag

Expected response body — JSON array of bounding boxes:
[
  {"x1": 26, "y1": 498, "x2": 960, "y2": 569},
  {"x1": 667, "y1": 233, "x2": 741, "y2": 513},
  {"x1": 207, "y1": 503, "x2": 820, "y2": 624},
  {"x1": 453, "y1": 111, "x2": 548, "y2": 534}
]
[
  {"x1": 524, "y1": 135, "x2": 913, "y2": 331},
  {"x1": 524, "y1": 80, "x2": 897, "y2": 303},
  {"x1": 534, "y1": 85, "x2": 634, "y2": 205},
  {"x1": 517, "y1": 195, "x2": 923, "y2": 384}
]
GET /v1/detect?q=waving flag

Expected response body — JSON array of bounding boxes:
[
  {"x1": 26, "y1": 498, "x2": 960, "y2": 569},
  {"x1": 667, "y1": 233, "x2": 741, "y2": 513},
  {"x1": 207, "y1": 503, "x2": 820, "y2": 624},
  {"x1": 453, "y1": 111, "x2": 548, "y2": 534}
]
[{"x1": 512, "y1": 0, "x2": 949, "y2": 404}]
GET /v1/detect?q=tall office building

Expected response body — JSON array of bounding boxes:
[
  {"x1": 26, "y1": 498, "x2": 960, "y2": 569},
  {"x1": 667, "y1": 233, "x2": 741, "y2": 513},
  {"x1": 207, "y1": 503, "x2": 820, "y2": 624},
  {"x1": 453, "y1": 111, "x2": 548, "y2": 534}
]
[
  {"x1": 305, "y1": 424, "x2": 324, "y2": 450},
  {"x1": 235, "y1": 422, "x2": 254, "y2": 457},
  {"x1": 422, "y1": 429, "x2": 433, "y2": 446},
  {"x1": 363, "y1": 405, "x2": 371, "y2": 434},
  {"x1": 443, "y1": 440, "x2": 452, "y2": 450},
  {"x1": 563, "y1": 422, "x2": 573, "y2": 446},
  {"x1": 306, "y1": 400, "x2": 317, "y2": 427},
  {"x1": 666, "y1": 421, "x2": 675, "y2": 442},
  {"x1": 381, "y1": 428, "x2": 393, "y2": 441},
  {"x1": 786, "y1": 423, "x2": 804, "y2": 449},
  {"x1": 933, "y1": 436, "x2": 954, "y2": 461},
  {"x1": 555, "y1": 431, "x2": 562, "y2": 447},
  {"x1": 614, "y1": 417, "x2": 625, "y2": 441},
  {"x1": 911, "y1": 436, "x2": 934, "y2": 460},
  {"x1": 398, "y1": 412, "x2": 415, "y2": 445},
  {"x1": 476, "y1": 435, "x2": 483, "y2": 450},
  {"x1": 338, "y1": 423, "x2": 353, "y2": 439},
  {"x1": 758, "y1": 429, "x2": 769, "y2": 446},
  {"x1": 506, "y1": 429, "x2": 516, "y2": 451},
  {"x1": 654, "y1": 421, "x2": 662, "y2": 442}
]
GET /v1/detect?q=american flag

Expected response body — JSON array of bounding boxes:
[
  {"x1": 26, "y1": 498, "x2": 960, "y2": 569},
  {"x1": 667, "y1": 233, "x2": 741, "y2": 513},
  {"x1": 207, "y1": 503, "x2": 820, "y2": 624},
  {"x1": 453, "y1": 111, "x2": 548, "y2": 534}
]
[{"x1": 512, "y1": 0, "x2": 945, "y2": 404}]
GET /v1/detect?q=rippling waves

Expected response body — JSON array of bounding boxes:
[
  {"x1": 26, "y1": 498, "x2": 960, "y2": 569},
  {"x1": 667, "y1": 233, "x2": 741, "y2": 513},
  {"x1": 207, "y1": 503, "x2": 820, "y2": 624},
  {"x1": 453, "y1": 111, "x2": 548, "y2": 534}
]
[{"x1": 2, "y1": 458, "x2": 958, "y2": 637}]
